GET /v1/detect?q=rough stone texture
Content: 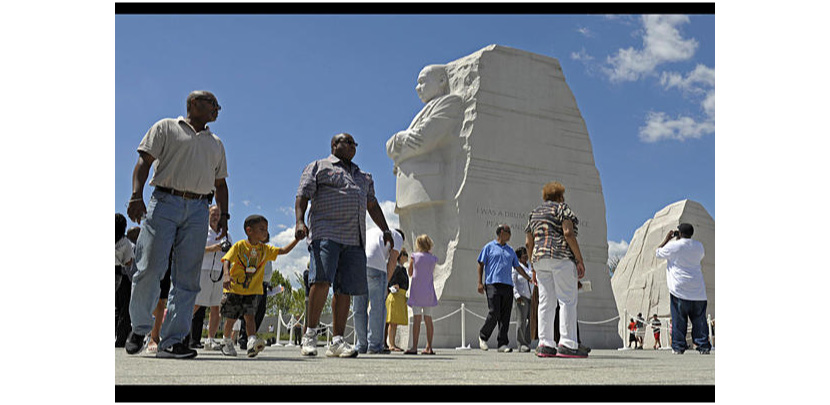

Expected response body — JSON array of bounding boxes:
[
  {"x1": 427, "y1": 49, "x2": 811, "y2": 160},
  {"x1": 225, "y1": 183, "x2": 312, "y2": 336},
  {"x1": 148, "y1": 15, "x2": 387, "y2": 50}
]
[
  {"x1": 389, "y1": 45, "x2": 620, "y2": 349},
  {"x1": 610, "y1": 200, "x2": 715, "y2": 347}
]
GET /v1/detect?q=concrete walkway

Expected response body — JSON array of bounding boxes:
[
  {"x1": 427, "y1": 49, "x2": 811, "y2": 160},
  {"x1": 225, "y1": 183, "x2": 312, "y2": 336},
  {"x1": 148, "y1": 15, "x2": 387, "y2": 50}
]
[{"x1": 116, "y1": 343, "x2": 714, "y2": 401}]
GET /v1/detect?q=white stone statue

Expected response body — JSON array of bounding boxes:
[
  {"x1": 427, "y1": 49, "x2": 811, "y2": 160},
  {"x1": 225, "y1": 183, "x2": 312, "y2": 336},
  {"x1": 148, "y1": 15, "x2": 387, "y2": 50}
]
[
  {"x1": 387, "y1": 45, "x2": 618, "y2": 349},
  {"x1": 386, "y1": 64, "x2": 464, "y2": 209}
]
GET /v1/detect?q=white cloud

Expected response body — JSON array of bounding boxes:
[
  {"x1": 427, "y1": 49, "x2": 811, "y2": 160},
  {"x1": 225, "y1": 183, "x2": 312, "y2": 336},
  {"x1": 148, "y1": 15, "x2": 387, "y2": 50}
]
[
  {"x1": 242, "y1": 200, "x2": 250, "y2": 207},
  {"x1": 577, "y1": 26, "x2": 592, "y2": 37},
  {"x1": 276, "y1": 206, "x2": 294, "y2": 218},
  {"x1": 642, "y1": 64, "x2": 715, "y2": 142},
  {"x1": 604, "y1": 15, "x2": 698, "y2": 83},
  {"x1": 608, "y1": 239, "x2": 630, "y2": 259},
  {"x1": 269, "y1": 225, "x2": 309, "y2": 287},
  {"x1": 660, "y1": 64, "x2": 714, "y2": 93},
  {"x1": 366, "y1": 200, "x2": 400, "y2": 232},
  {"x1": 570, "y1": 47, "x2": 594, "y2": 62},
  {"x1": 639, "y1": 111, "x2": 714, "y2": 143}
]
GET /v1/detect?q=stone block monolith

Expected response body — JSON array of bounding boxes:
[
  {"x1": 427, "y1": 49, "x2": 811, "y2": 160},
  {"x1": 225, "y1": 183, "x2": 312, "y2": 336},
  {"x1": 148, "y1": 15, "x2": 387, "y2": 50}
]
[
  {"x1": 610, "y1": 199, "x2": 715, "y2": 347},
  {"x1": 387, "y1": 45, "x2": 620, "y2": 349}
]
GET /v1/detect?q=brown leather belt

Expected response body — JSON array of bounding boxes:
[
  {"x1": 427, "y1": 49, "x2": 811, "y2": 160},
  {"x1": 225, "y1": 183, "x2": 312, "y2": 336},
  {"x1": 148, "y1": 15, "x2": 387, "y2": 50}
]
[{"x1": 155, "y1": 186, "x2": 213, "y2": 201}]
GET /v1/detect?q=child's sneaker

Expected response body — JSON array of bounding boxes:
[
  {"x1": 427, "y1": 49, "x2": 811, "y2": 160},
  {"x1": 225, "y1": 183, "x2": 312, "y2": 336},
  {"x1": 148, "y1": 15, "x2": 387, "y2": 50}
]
[
  {"x1": 301, "y1": 332, "x2": 318, "y2": 356},
  {"x1": 221, "y1": 338, "x2": 237, "y2": 357},
  {"x1": 145, "y1": 339, "x2": 158, "y2": 355},
  {"x1": 247, "y1": 336, "x2": 265, "y2": 358},
  {"x1": 205, "y1": 338, "x2": 222, "y2": 351},
  {"x1": 326, "y1": 339, "x2": 358, "y2": 358}
]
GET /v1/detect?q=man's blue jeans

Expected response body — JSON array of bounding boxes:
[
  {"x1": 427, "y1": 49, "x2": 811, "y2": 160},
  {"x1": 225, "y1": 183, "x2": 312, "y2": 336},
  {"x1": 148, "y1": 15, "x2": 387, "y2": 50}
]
[
  {"x1": 670, "y1": 294, "x2": 712, "y2": 352},
  {"x1": 353, "y1": 266, "x2": 388, "y2": 352},
  {"x1": 129, "y1": 190, "x2": 209, "y2": 350}
]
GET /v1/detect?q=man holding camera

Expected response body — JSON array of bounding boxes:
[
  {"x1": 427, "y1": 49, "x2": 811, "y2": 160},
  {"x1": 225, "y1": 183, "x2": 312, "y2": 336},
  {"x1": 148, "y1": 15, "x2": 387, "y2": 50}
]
[
  {"x1": 656, "y1": 223, "x2": 711, "y2": 355},
  {"x1": 191, "y1": 205, "x2": 233, "y2": 350}
]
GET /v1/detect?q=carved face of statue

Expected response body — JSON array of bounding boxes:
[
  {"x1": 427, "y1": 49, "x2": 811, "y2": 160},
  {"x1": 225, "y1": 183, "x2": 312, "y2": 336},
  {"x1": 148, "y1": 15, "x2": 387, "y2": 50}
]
[{"x1": 416, "y1": 66, "x2": 447, "y2": 104}]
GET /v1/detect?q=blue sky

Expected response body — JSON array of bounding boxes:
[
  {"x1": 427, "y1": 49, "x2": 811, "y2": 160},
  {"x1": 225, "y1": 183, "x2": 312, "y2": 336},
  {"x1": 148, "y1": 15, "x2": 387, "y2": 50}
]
[{"x1": 115, "y1": 12, "x2": 715, "y2": 284}]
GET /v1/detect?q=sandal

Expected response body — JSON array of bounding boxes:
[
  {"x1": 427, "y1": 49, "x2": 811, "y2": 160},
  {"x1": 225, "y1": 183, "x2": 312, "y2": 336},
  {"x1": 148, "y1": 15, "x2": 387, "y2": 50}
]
[
  {"x1": 421, "y1": 349, "x2": 435, "y2": 355},
  {"x1": 390, "y1": 346, "x2": 404, "y2": 352},
  {"x1": 403, "y1": 350, "x2": 418, "y2": 355}
]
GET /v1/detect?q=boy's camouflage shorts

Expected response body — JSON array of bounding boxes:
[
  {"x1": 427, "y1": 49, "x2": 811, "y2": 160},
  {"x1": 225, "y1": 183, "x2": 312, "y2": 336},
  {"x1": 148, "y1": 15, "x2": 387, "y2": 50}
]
[{"x1": 220, "y1": 293, "x2": 259, "y2": 319}]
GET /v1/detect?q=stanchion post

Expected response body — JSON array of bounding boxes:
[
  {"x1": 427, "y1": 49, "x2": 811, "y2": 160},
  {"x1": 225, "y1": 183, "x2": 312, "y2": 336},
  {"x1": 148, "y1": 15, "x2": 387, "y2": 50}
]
[
  {"x1": 707, "y1": 313, "x2": 712, "y2": 341},
  {"x1": 274, "y1": 309, "x2": 283, "y2": 346},
  {"x1": 456, "y1": 303, "x2": 471, "y2": 350},
  {"x1": 287, "y1": 318, "x2": 295, "y2": 347}
]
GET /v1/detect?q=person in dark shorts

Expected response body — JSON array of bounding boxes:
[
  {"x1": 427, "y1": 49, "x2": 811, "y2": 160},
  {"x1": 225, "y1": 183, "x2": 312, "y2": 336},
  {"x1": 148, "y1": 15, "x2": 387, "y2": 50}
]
[
  {"x1": 651, "y1": 314, "x2": 663, "y2": 350},
  {"x1": 219, "y1": 214, "x2": 300, "y2": 358}
]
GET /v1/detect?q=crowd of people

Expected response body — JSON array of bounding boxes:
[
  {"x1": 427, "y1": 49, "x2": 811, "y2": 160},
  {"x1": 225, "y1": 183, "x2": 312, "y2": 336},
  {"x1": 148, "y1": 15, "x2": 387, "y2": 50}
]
[{"x1": 117, "y1": 89, "x2": 711, "y2": 361}]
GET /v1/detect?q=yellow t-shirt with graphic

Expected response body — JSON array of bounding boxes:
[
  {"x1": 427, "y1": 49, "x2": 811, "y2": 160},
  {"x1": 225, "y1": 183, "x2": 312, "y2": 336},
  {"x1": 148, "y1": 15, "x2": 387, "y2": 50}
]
[{"x1": 221, "y1": 240, "x2": 281, "y2": 295}]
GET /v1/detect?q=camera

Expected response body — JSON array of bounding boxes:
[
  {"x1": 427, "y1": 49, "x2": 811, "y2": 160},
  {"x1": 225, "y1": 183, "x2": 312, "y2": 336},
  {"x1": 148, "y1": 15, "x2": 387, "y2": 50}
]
[
  {"x1": 671, "y1": 230, "x2": 680, "y2": 238},
  {"x1": 220, "y1": 238, "x2": 232, "y2": 252}
]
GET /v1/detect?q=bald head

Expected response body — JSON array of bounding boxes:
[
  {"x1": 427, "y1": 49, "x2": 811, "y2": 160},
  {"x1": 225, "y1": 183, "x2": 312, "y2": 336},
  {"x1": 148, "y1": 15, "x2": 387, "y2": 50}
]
[
  {"x1": 330, "y1": 132, "x2": 357, "y2": 162},
  {"x1": 186, "y1": 90, "x2": 216, "y2": 111},
  {"x1": 416, "y1": 64, "x2": 450, "y2": 103}
]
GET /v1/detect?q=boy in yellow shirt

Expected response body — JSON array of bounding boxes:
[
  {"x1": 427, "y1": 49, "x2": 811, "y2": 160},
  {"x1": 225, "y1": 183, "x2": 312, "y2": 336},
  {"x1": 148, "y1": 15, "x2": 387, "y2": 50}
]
[{"x1": 220, "y1": 214, "x2": 300, "y2": 357}]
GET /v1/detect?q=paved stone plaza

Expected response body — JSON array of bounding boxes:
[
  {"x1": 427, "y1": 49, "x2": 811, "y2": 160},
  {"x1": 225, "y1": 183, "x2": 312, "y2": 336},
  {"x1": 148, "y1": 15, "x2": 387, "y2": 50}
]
[{"x1": 115, "y1": 344, "x2": 714, "y2": 388}]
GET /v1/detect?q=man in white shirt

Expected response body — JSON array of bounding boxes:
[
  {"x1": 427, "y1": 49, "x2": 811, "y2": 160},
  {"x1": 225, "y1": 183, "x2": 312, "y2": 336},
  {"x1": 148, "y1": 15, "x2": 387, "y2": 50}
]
[
  {"x1": 656, "y1": 223, "x2": 712, "y2": 355},
  {"x1": 354, "y1": 227, "x2": 404, "y2": 354}
]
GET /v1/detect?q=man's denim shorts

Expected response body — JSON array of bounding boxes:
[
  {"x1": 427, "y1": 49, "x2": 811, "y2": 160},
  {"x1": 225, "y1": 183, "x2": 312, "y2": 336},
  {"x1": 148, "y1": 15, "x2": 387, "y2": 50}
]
[{"x1": 308, "y1": 239, "x2": 368, "y2": 295}]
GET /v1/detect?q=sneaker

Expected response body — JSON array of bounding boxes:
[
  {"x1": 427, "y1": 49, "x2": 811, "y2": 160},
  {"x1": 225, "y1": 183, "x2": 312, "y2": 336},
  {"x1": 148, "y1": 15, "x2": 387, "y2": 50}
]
[
  {"x1": 579, "y1": 343, "x2": 592, "y2": 354},
  {"x1": 124, "y1": 332, "x2": 149, "y2": 355},
  {"x1": 519, "y1": 345, "x2": 530, "y2": 353},
  {"x1": 555, "y1": 344, "x2": 589, "y2": 358},
  {"x1": 189, "y1": 340, "x2": 204, "y2": 349},
  {"x1": 156, "y1": 342, "x2": 198, "y2": 359},
  {"x1": 479, "y1": 337, "x2": 489, "y2": 351},
  {"x1": 535, "y1": 345, "x2": 557, "y2": 358},
  {"x1": 146, "y1": 340, "x2": 158, "y2": 355},
  {"x1": 238, "y1": 339, "x2": 247, "y2": 350},
  {"x1": 698, "y1": 349, "x2": 711, "y2": 355},
  {"x1": 221, "y1": 339, "x2": 237, "y2": 356},
  {"x1": 497, "y1": 345, "x2": 513, "y2": 353},
  {"x1": 301, "y1": 333, "x2": 318, "y2": 356},
  {"x1": 205, "y1": 338, "x2": 222, "y2": 351},
  {"x1": 247, "y1": 336, "x2": 265, "y2": 358},
  {"x1": 326, "y1": 339, "x2": 358, "y2": 358},
  {"x1": 672, "y1": 349, "x2": 685, "y2": 355}
]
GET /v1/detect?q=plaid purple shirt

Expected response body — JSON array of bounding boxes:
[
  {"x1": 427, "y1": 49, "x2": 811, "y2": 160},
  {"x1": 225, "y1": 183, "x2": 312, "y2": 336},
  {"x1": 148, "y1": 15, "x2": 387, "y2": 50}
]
[
  {"x1": 525, "y1": 200, "x2": 579, "y2": 263},
  {"x1": 297, "y1": 155, "x2": 377, "y2": 247}
]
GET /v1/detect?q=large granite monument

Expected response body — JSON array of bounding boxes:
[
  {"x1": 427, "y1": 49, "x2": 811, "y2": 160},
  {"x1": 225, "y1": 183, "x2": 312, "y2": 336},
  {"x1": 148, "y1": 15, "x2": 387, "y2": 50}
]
[
  {"x1": 386, "y1": 45, "x2": 620, "y2": 349},
  {"x1": 610, "y1": 199, "x2": 715, "y2": 347}
]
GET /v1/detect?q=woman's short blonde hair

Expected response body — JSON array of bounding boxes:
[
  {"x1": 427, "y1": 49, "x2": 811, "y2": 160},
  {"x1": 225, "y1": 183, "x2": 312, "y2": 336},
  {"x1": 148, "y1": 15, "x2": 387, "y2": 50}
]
[
  {"x1": 415, "y1": 234, "x2": 434, "y2": 252},
  {"x1": 542, "y1": 181, "x2": 565, "y2": 202}
]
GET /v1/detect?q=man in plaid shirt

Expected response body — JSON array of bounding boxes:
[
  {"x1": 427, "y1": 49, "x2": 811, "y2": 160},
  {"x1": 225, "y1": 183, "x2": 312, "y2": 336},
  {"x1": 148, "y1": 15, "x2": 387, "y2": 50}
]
[{"x1": 295, "y1": 132, "x2": 393, "y2": 358}]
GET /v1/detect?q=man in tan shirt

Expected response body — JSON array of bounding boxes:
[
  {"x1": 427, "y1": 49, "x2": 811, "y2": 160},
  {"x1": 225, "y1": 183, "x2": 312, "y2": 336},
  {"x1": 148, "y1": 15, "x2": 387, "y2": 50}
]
[{"x1": 124, "y1": 90, "x2": 229, "y2": 359}]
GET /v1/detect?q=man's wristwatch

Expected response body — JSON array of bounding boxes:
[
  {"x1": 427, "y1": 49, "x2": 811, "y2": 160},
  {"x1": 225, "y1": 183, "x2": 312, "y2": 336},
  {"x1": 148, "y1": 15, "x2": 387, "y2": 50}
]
[{"x1": 221, "y1": 212, "x2": 230, "y2": 220}]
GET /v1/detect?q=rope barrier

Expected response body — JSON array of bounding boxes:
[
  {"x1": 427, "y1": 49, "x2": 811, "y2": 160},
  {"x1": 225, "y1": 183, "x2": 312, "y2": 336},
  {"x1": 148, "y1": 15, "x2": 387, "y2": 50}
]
[{"x1": 262, "y1": 302, "x2": 710, "y2": 350}]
